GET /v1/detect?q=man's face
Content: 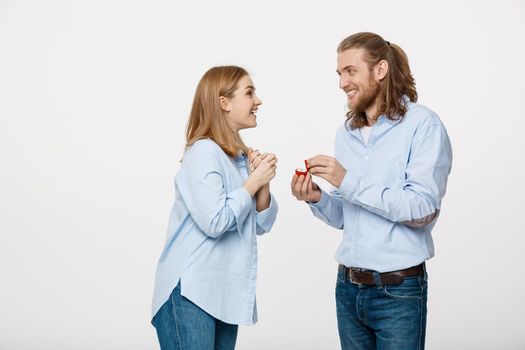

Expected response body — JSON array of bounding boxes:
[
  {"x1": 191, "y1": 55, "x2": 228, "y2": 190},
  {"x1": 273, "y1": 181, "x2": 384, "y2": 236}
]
[{"x1": 337, "y1": 48, "x2": 380, "y2": 115}]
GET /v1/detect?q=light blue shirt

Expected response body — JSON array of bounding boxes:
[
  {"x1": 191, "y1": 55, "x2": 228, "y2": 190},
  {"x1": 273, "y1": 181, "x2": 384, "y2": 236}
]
[
  {"x1": 310, "y1": 101, "x2": 452, "y2": 272},
  {"x1": 152, "y1": 139, "x2": 278, "y2": 325}
]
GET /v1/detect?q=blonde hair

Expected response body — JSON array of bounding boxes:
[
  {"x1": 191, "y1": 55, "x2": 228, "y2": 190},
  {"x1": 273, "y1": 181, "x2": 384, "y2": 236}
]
[{"x1": 185, "y1": 66, "x2": 250, "y2": 157}]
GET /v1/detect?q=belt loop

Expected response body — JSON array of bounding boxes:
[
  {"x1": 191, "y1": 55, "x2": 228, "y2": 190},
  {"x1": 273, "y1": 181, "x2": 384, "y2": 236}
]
[
  {"x1": 341, "y1": 265, "x2": 349, "y2": 283},
  {"x1": 422, "y1": 262, "x2": 428, "y2": 281},
  {"x1": 372, "y1": 271, "x2": 383, "y2": 289}
]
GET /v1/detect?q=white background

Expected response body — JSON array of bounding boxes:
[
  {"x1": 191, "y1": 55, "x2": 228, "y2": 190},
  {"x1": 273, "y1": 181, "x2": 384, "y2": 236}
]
[{"x1": 1, "y1": 0, "x2": 524, "y2": 349}]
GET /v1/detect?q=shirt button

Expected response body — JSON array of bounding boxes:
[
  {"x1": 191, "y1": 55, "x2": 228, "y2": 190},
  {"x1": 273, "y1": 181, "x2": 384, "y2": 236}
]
[{"x1": 364, "y1": 156, "x2": 369, "y2": 160}]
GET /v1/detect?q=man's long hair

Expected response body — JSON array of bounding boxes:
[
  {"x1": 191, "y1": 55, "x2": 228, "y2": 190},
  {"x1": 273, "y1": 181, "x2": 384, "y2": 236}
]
[
  {"x1": 338, "y1": 32, "x2": 418, "y2": 129},
  {"x1": 185, "y1": 66, "x2": 249, "y2": 157}
]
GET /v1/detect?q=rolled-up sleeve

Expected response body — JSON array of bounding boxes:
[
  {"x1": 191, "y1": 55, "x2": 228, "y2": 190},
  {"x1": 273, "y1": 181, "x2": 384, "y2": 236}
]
[
  {"x1": 337, "y1": 122, "x2": 452, "y2": 224},
  {"x1": 255, "y1": 193, "x2": 278, "y2": 235},
  {"x1": 308, "y1": 189, "x2": 344, "y2": 229},
  {"x1": 176, "y1": 141, "x2": 253, "y2": 238}
]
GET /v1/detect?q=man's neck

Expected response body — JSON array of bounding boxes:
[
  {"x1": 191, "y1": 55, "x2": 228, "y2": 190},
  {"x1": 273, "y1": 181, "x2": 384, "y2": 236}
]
[{"x1": 365, "y1": 100, "x2": 380, "y2": 126}]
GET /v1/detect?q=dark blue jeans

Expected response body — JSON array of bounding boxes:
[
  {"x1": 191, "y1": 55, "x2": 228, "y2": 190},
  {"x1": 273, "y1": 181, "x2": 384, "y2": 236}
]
[
  {"x1": 152, "y1": 283, "x2": 238, "y2": 350},
  {"x1": 336, "y1": 268, "x2": 428, "y2": 350}
]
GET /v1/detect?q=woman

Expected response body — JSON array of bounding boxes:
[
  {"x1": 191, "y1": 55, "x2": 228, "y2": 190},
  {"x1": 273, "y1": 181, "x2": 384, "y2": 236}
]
[{"x1": 151, "y1": 66, "x2": 278, "y2": 350}]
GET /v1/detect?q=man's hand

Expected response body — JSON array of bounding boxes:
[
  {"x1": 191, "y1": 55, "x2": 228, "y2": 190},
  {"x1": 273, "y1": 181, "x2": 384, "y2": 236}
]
[
  {"x1": 291, "y1": 173, "x2": 322, "y2": 203},
  {"x1": 307, "y1": 155, "x2": 346, "y2": 187}
]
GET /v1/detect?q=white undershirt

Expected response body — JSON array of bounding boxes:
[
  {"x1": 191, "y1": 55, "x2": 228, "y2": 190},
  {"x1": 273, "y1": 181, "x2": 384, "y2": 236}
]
[{"x1": 360, "y1": 126, "x2": 372, "y2": 144}]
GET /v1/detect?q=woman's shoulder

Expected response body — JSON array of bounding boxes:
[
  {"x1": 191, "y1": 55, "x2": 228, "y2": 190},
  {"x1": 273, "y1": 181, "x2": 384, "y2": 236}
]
[
  {"x1": 182, "y1": 139, "x2": 226, "y2": 167},
  {"x1": 186, "y1": 138, "x2": 222, "y2": 155}
]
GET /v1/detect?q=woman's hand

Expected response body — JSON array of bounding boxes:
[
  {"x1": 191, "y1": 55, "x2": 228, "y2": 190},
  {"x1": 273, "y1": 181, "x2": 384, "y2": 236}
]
[
  {"x1": 244, "y1": 150, "x2": 277, "y2": 197},
  {"x1": 248, "y1": 148, "x2": 260, "y2": 172}
]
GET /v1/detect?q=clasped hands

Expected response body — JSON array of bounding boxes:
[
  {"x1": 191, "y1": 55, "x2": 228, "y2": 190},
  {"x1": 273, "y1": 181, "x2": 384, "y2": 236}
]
[{"x1": 243, "y1": 148, "x2": 277, "y2": 197}]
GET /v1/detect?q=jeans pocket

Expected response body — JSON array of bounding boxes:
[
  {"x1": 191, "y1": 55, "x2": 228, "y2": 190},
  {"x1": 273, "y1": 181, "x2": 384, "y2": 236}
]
[{"x1": 382, "y1": 277, "x2": 423, "y2": 300}]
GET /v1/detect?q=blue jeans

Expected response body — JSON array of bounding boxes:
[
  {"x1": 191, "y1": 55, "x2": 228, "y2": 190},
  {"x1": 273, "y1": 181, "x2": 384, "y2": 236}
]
[
  {"x1": 152, "y1": 282, "x2": 238, "y2": 350},
  {"x1": 335, "y1": 268, "x2": 428, "y2": 350}
]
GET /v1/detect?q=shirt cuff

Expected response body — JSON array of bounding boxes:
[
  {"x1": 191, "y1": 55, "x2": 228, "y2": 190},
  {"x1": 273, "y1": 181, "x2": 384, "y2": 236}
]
[
  {"x1": 256, "y1": 193, "x2": 278, "y2": 232},
  {"x1": 336, "y1": 170, "x2": 359, "y2": 201},
  {"x1": 308, "y1": 189, "x2": 330, "y2": 209},
  {"x1": 227, "y1": 187, "x2": 253, "y2": 234}
]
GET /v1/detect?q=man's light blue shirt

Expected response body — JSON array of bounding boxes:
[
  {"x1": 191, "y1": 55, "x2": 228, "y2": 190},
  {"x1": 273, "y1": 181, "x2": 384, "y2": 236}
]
[
  {"x1": 152, "y1": 139, "x2": 278, "y2": 325},
  {"x1": 310, "y1": 101, "x2": 452, "y2": 272}
]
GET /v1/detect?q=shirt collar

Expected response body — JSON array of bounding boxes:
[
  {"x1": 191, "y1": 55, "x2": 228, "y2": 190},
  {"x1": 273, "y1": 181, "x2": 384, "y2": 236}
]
[
  {"x1": 233, "y1": 151, "x2": 247, "y2": 165},
  {"x1": 376, "y1": 95, "x2": 411, "y2": 125}
]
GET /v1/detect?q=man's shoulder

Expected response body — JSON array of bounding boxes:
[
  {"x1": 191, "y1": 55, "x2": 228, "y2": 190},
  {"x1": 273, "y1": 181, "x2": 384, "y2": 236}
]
[
  {"x1": 404, "y1": 101, "x2": 443, "y2": 127},
  {"x1": 336, "y1": 123, "x2": 348, "y2": 133}
]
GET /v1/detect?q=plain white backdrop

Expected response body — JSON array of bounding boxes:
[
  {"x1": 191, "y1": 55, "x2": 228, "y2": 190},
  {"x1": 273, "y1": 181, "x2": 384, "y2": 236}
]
[{"x1": 1, "y1": 0, "x2": 524, "y2": 349}]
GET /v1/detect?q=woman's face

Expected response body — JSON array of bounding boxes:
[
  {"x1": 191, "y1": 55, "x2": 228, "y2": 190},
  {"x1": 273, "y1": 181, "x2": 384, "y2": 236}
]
[{"x1": 222, "y1": 75, "x2": 262, "y2": 132}]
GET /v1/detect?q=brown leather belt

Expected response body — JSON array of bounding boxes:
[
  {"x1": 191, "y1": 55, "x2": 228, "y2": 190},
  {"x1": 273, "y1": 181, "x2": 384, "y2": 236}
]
[{"x1": 338, "y1": 263, "x2": 424, "y2": 286}]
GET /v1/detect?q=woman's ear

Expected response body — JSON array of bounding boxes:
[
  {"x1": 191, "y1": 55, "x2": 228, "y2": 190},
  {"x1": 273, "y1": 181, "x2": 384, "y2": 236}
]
[{"x1": 219, "y1": 96, "x2": 231, "y2": 112}]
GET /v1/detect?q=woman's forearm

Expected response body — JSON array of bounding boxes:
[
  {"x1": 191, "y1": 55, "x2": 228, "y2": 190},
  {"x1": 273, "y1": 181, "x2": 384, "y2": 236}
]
[{"x1": 255, "y1": 184, "x2": 271, "y2": 211}]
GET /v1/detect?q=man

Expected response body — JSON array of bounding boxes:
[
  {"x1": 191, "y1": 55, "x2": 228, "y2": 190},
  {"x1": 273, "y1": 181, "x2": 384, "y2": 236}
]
[{"x1": 291, "y1": 32, "x2": 452, "y2": 349}]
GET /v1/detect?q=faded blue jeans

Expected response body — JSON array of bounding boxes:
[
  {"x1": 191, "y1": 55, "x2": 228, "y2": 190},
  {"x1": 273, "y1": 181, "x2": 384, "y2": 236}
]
[
  {"x1": 152, "y1": 282, "x2": 238, "y2": 350},
  {"x1": 336, "y1": 268, "x2": 428, "y2": 350}
]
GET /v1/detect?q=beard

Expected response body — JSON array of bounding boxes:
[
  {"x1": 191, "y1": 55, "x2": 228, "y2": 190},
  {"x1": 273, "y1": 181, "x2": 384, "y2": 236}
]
[{"x1": 348, "y1": 77, "x2": 381, "y2": 115}]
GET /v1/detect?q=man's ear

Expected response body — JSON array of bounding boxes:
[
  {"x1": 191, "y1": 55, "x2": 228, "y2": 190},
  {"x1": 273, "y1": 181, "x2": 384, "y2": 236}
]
[
  {"x1": 219, "y1": 96, "x2": 231, "y2": 112},
  {"x1": 375, "y1": 59, "x2": 389, "y2": 81}
]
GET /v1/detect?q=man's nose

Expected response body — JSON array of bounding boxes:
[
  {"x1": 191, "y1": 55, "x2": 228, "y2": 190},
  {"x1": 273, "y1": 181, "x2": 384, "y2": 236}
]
[{"x1": 339, "y1": 76, "x2": 349, "y2": 90}]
